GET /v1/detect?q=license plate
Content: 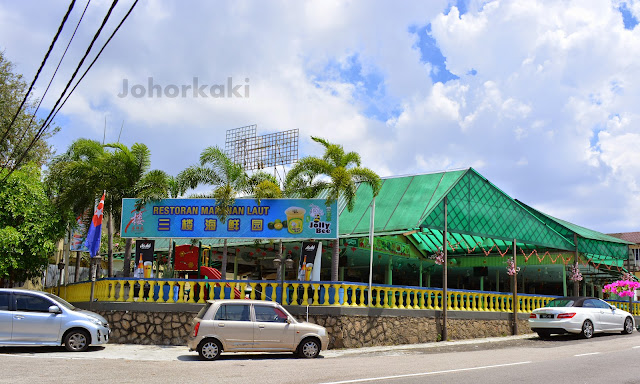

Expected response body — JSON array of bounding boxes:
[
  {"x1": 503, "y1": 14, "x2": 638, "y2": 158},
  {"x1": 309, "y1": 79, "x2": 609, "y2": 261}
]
[{"x1": 539, "y1": 314, "x2": 554, "y2": 319}]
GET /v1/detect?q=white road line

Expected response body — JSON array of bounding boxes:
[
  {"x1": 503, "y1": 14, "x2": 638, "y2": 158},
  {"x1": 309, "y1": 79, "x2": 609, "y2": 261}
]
[
  {"x1": 574, "y1": 352, "x2": 600, "y2": 357},
  {"x1": 632, "y1": 346, "x2": 640, "y2": 349},
  {"x1": 317, "y1": 361, "x2": 532, "y2": 384}
]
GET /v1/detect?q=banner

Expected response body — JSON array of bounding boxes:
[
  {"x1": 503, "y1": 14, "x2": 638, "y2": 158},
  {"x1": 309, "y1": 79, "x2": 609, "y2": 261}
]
[
  {"x1": 70, "y1": 212, "x2": 89, "y2": 252},
  {"x1": 298, "y1": 241, "x2": 322, "y2": 281},
  {"x1": 120, "y1": 198, "x2": 337, "y2": 239},
  {"x1": 134, "y1": 239, "x2": 155, "y2": 278}
]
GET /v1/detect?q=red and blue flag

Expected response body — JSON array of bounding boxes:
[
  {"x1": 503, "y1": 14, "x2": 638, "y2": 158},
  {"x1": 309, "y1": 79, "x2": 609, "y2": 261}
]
[{"x1": 85, "y1": 193, "x2": 105, "y2": 258}]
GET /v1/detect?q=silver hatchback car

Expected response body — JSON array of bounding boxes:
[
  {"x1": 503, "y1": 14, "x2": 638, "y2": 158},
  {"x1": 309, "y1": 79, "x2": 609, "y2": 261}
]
[
  {"x1": 188, "y1": 299, "x2": 329, "y2": 360},
  {"x1": 0, "y1": 288, "x2": 110, "y2": 352}
]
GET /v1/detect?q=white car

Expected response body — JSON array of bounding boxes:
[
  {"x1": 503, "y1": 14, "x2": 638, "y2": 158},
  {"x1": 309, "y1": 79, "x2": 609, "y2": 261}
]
[
  {"x1": 0, "y1": 288, "x2": 110, "y2": 351},
  {"x1": 529, "y1": 296, "x2": 635, "y2": 339}
]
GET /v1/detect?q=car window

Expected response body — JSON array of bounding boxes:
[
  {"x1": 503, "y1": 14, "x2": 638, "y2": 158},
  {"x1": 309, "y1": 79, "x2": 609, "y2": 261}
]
[
  {"x1": 15, "y1": 294, "x2": 54, "y2": 312},
  {"x1": 214, "y1": 304, "x2": 251, "y2": 321},
  {"x1": 196, "y1": 303, "x2": 212, "y2": 319},
  {"x1": 254, "y1": 305, "x2": 288, "y2": 323},
  {"x1": 595, "y1": 300, "x2": 612, "y2": 309},
  {"x1": 0, "y1": 292, "x2": 9, "y2": 310},
  {"x1": 583, "y1": 299, "x2": 598, "y2": 308},
  {"x1": 547, "y1": 299, "x2": 574, "y2": 307}
]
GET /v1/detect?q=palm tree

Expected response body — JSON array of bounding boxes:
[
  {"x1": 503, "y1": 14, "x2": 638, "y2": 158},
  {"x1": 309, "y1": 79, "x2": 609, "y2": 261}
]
[
  {"x1": 285, "y1": 136, "x2": 381, "y2": 281},
  {"x1": 103, "y1": 143, "x2": 172, "y2": 277},
  {"x1": 178, "y1": 146, "x2": 249, "y2": 278}
]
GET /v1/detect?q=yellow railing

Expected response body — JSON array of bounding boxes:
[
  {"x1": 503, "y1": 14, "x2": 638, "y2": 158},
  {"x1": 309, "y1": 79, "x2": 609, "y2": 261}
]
[
  {"x1": 42, "y1": 279, "x2": 553, "y2": 313},
  {"x1": 44, "y1": 279, "x2": 639, "y2": 316}
]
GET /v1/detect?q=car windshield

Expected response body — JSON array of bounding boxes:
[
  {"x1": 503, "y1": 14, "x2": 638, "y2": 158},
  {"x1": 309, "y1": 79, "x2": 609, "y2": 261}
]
[
  {"x1": 44, "y1": 292, "x2": 76, "y2": 310},
  {"x1": 546, "y1": 299, "x2": 574, "y2": 307}
]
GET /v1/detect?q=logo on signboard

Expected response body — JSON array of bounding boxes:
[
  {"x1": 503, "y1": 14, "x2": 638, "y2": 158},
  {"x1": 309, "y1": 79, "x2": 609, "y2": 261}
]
[
  {"x1": 125, "y1": 209, "x2": 145, "y2": 234},
  {"x1": 307, "y1": 204, "x2": 331, "y2": 234}
]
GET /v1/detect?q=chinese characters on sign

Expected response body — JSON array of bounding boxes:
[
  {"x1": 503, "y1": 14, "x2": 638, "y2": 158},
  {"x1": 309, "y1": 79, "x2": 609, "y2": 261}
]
[{"x1": 120, "y1": 198, "x2": 338, "y2": 239}]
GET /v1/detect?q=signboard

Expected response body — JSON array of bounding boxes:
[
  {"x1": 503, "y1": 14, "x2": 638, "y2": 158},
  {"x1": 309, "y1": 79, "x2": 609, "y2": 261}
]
[
  {"x1": 134, "y1": 240, "x2": 155, "y2": 278},
  {"x1": 174, "y1": 244, "x2": 199, "y2": 272},
  {"x1": 298, "y1": 241, "x2": 322, "y2": 281},
  {"x1": 120, "y1": 198, "x2": 337, "y2": 239}
]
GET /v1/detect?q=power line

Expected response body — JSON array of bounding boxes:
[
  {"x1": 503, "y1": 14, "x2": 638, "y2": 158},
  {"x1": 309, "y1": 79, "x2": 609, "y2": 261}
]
[
  {"x1": 2, "y1": 0, "x2": 139, "y2": 181},
  {"x1": 5, "y1": 0, "x2": 93, "y2": 168},
  {"x1": 0, "y1": 0, "x2": 76, "y2": 150}
]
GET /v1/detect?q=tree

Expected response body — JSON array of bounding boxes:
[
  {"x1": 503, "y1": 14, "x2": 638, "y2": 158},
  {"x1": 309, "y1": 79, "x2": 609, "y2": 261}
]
[
  {"x1": 103, "y1": 143, "x2": 173, "y2": 277},
  {"x1": 285, "y1": 136, "x2": 381, "y2": 281},
  {"x1": 0, "y1": 164, "x2": 66, "y2": 285},
  {"x1": 0, "y1": 51, "x2": 58, "y2": 171},
  {"x1": 178, "y1": 146, "x2": 249, "y2": 277}
]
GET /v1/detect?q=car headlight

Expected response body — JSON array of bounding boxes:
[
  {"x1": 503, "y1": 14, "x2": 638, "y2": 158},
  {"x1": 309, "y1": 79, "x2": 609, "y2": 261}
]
[{"x1": 89, "y1": 317, "x2": 103, "y2": 326}]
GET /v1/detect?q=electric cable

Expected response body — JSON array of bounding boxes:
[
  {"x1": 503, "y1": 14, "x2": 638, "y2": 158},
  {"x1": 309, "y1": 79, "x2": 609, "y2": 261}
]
[
  {"x1": 0, "y1": 0, "x2": 76, "y2": 148},
  {"x1": 2, "y1": 0, "x2": 126, "y2": 180},
  {"x1": 6, "y1": 0, "x2": 92, "y2": 168}
]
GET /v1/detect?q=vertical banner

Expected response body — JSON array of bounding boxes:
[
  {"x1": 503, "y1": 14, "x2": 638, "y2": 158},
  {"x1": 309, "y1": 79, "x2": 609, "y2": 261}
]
[
  {"x1": 298, "y1": 241, "x2": 322, "y2": 281},
  {"x1": 135, "y1": 239, "x2": 155, "y2": 278},
  {"x1": 70, "y1": 212, "x2": 89, "y2": 252}
]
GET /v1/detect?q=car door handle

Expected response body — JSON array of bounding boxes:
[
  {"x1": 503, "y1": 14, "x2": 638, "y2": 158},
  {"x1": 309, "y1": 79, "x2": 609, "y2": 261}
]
[
  {"x1": 218, "y1": 323, "x2": 225, "y2": 327},
  {"x1": 259, "y1": 325, "x2": 265, "y2": 329},
  {"x1": 13, "y1": 315, "x2": 24, "y2": 320}
]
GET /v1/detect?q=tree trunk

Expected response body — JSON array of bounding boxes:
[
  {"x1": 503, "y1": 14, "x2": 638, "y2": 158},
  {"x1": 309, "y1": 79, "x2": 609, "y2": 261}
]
[
  {"x1": 107, "y1": 211, "x2": 114, "y2": 277},
  {"x1": 332, "y1": 239, "x2": 339, "y2": 281},
  {"x1": 74, "y1": 251, "x2": 80, "y2": 282},
  {"x1": 221, "y1": 238, "x2": 228, "y2": 279},
  {"x1": 123, "y1": 238, "x2": 133, "y2": 277}
]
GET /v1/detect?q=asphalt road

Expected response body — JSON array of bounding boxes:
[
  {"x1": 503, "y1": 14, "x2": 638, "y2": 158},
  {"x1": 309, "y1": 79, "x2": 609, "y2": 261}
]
[{"x1": 1, "y1": 333, "x2": 639, "y2": 384}]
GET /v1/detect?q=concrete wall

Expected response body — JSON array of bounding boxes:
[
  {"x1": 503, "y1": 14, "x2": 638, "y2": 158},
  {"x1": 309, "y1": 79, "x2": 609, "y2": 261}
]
[{"x1": 84, "y1": 302, "x2": 532, "y2": 348}]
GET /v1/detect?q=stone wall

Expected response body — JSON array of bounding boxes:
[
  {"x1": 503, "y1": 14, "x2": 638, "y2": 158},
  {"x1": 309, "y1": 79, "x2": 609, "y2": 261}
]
[{"x1": 96, "y1": 306, "x2": 531, "y2": 348}]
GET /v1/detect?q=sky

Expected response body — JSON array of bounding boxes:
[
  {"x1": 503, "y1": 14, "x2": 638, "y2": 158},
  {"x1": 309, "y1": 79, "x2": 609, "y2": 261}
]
[{"x1": 1, "y1": 0, "x2": 640, "y2": 234}]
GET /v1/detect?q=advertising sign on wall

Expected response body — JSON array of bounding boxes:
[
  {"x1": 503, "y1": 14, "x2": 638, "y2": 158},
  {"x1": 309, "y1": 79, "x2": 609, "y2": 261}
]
[
  {"x1": 120, "y1": 198, "x2": 338, "y2": 239},
  {"x1": 298, "y1": 241, "x2": 322, "y2": 281},
  {"x1": 134, "y1": 239, "x2": 155, "y2": 278}
]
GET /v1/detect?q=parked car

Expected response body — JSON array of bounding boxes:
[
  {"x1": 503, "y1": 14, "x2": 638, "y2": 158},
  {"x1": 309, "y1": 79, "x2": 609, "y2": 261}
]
[
  {"x1": 0, "y1": 288, "x2": 110, "y2": 352},
  {"x1": 188, "y1": 299, "x2": 329, "y2": 360},
  {"x1": 529, "y1": 296, "x2": 635, "y2": 339}
]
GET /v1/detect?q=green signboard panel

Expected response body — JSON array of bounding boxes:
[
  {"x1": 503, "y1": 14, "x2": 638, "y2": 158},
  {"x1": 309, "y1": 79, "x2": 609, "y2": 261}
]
[{"x1": 120, "y1": 198, "x2": 338, "y2": 239}]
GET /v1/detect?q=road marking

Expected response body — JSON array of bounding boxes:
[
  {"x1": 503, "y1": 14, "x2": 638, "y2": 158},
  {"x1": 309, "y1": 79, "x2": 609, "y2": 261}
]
[
  {"x1": 574, "y1": 352, "x2": 600, "y2": 357},
  {"x1": 632, "y1": 346, "x2": 640, "y2": 349},
  {"x1": 317, "y1": 361, "x2": 532, "y2": 384}
]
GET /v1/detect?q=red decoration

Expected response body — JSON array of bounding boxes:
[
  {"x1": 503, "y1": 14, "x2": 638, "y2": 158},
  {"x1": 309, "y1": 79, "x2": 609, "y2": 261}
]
[
  {"x1": 294, "y1": 246, "x2": 299, "y2": 250},
  {"x1": 249, "y1": 252, "x2": 254, "y2": 256},
  {"x1": 351, "y1": 247, "x2": 357, "y2": 252}
]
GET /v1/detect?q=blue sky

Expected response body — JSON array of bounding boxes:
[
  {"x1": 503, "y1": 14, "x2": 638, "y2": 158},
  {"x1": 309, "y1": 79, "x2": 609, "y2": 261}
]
[{"x1": 2, "y1": 0, "x2": 640, "y2": 233}]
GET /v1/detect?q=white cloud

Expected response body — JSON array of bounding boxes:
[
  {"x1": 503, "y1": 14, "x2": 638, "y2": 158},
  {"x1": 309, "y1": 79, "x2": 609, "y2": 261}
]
[{"x1": 2, "y1": 0, "x2": 640, "y2": 232}]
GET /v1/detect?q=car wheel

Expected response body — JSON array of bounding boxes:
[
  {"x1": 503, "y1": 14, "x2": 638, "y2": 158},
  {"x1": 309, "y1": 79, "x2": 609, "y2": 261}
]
[
  {"x1": 198, "y1": 339, "x2": 222, "y2": 361},
  {"x1": 64, "y1": 329, "x2": 90, "y2": 352},
  {"x1": 537, "y1": 331, "x2": 551, "y2": 339},
  {"x1": 298, "y1": 338, "x2": 320, "y2": 358},
  {"x1": 622, "y1": 317, "x2": 634, "y2": 334},
  {"x1": 581, "y1": 320, "x2": 594, "y2": 339}
]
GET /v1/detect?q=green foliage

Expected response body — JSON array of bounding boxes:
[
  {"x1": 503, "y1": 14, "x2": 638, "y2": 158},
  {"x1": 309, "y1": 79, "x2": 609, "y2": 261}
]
[
  {"x1": 0, "y1": 164, "x2": 65, "y2": 282},
  {"x1": 285, "y1": 136, "x2": 381, "y2": 210},
  {"x1": 0, "y1": 51, "x2": 58, "y2": 170}
]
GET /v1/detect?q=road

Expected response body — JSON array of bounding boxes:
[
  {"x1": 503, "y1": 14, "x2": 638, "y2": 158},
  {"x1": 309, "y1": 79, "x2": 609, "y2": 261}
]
[{"x1": 1, "y1": 333, "x2": 639, "y2": 384}]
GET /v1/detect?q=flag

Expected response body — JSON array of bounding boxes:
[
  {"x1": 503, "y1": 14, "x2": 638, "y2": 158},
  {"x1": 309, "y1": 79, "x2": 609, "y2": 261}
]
[{"x1": 85, "y1": 193, "x2": 105, "y2": 258}]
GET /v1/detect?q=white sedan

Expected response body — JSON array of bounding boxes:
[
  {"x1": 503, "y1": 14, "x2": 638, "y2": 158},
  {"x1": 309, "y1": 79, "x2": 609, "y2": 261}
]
[{"x1": 529, "y1": 296, "x2": 635, "y2": 339}]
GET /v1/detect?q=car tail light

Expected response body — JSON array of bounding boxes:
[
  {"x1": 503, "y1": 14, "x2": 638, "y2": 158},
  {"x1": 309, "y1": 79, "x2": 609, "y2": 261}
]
[
  {"x1": 192, "y1": 322, "x2": 200, "y2": 337},
  {"x1": 557, "y1": 313, "x2": 576, "y2": 319},
  {"x1": 529, "y1": 313, "x2": 537, "y2": 318}
]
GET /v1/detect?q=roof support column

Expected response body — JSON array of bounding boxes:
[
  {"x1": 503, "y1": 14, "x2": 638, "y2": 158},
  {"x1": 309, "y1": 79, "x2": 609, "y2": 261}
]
[
  {"x1": 441, "y1": 196, "x2": 448, "y2": 342},
  {"x1": 512, "y1": 238, "x2": 518, "y2": 335}
]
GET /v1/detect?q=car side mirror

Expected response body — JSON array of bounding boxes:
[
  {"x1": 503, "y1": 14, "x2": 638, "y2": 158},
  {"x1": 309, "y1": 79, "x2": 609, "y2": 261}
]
[
  {"x1": 286, "y1": 317, "x2": 292, "y2": 324},
  {"x1": 48, "y1": 305, "x2": 62, "y2": 314}
]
